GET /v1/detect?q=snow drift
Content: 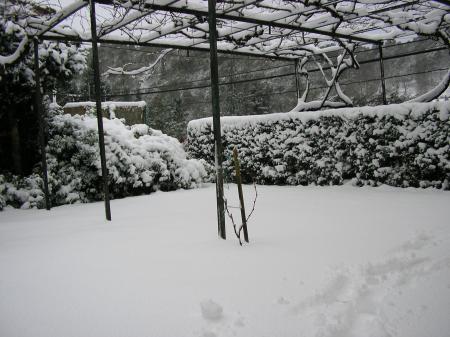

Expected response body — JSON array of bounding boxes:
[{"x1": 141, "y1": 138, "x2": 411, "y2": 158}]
[{"x1": 187, "y1": 102, "x2": 450, "y2": 189}]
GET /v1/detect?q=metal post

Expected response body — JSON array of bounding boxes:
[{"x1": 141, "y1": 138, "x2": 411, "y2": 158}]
[
  {"x1": 33, "y1": 37, "x2": 51, "y2": 211},
  {"x1": 294, "y1": 59, "x2": 300, "y2": 100},
  {"x1": 378, "y1": 44, "x2": 387, "y2": 105},
  {"x1": 208, "y1": 0, "x2": 226, "y2": 239},
  {"x1": 89, "y1": 0, "x2": 111, "y2": 221}
]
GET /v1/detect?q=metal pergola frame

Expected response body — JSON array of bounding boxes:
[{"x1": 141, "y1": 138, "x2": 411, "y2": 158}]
[{"x1": 29, "y1": 0, "x2": 449, "y2": 239}]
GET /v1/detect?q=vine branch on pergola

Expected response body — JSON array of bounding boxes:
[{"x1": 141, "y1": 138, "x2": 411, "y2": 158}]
[
  {"x1": 2, "y1": 0, "x2": 450, "y2": 106},
  {"x1": 102, "y1": 48, "x2": 172, "y2": 80},
  {"x1": 291, "y1": 42, "x2": 359, "y2": 112}
]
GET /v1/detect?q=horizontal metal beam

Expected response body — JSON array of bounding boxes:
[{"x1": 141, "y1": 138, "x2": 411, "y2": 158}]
[{"x1": 41, "y1": 33, "x2": 294, "y2": 61}]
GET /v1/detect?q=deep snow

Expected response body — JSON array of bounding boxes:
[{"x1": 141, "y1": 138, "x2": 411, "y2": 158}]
[{"x1": 0, "y1": 184, "x2": 449, "y2": 337}]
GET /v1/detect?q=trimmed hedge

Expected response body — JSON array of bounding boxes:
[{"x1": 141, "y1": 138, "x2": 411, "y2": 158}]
[{"x1": 187, "y1": 102, "x2": 450, "y2": 189}]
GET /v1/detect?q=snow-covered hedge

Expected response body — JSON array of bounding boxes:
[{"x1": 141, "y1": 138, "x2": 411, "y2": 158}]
[
  {"x1": 187, "y1": 102, "x2": 450, "y2": 189},
  {"x1": 0, "y1": 104, "x2": 206, "y2": 210}
]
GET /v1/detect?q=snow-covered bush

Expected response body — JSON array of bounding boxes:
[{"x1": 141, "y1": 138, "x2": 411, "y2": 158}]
[
  {"x1": 0, "y1": 174, "x2": 45, "y2": 210},
  {"x1": 0, "y1": 104, "x2": 206, "y2": 210},
  {"x1": 187, "y1": 102, "x2": 450, "y2": 189},
  {"x1": 47, "y1": 105, "x2": 206, "y2": 205}
]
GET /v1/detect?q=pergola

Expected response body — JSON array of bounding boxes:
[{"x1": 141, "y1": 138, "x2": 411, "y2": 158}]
[{"x1": 26, "y1": 0, "x2": 449, "y2": 239}]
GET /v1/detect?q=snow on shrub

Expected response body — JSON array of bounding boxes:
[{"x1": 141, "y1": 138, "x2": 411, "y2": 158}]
[
  {"x1": 0, "y1": 174, "x2": 45, "y2": 210},
  {"x1": 0, "y1": 104, "x2": 206, "y2": 210},
  {"x1": 187, "y1": 102, "x2": 450, "y2": 189}
]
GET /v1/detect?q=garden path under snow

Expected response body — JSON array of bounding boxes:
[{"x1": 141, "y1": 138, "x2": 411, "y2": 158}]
[{"x1": 0, "y1": 184, "x2": 449, "y2": 337}]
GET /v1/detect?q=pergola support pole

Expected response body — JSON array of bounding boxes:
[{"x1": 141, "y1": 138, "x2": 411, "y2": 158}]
[
  {"x1": 89, "y1": 0, "x2": 111, "y2": 221},
  {"x1": 33, "y1": 37, "x2": 51, "y2": 211},
  {"x1": 378, "y1": 44, "x2": 387, "y2": 105},
  {"x1": 208, "y1": 0, "x2": 226, "y2": 240}
]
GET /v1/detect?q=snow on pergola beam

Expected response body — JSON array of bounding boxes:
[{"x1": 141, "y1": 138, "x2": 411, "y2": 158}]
[
  {"x1": 102, "y1": 0, "x2": 379, "y2": 44},
  {"x1": 41, "y1": 33, "x2": 296, "y2": 60},
  {"x1": 96, "y1": 0, "x2": 448, "y2": 47},
  {"x1": 32, "y1": 0, "x2": 449, "y2": 61}
]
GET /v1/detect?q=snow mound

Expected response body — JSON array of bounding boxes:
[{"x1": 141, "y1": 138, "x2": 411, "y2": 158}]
[{"x1": 188, "y1": 102, "x2": 449, "y2": 132}]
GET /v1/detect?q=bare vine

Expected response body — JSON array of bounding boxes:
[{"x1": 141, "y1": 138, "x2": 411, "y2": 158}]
[
  {"x1": 224, "y1": 182, "x2": 258, "y2": 246},
  {"x1": 291, "y1": 44, "x2": 359, "y2": 112}
]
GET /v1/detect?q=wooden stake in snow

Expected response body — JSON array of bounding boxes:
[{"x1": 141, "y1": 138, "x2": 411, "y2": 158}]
[{"x1": 233, "y1": 147, "x2": 249, "y2": 243}]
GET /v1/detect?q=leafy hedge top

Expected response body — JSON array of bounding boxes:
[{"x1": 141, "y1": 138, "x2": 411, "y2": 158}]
[
  {"x1": 187, "y1": 102, "x2": 449, "y2": 189},
  {"x1": 188, "y1": 102, "x2": 449, "y2": 132}
]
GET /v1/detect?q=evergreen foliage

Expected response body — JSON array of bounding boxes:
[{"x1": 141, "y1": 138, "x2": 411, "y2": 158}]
[
  {"x1": 0, "y1": 104, "x2": 206, "y2": 210},
  {"x1": 0, "y1": 0, "x2": 87, "y2": 174},
  {"x1": 148, "y1": 95, "x2": 187, "y2": 141},
  {"x1": 187, "y1": 102, "x2": 450, "y2": 189}
]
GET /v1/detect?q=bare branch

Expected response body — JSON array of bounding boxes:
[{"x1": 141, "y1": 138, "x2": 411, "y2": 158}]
[
  {"x1": 224, "y1": 182, "x2": 257, "y2": 246},
  {"x1": 246, "y1": 182, "x2": 258, "y2": 223},
  {"x1": 224, "y1": 197, "x2": 243, "y2": 246},
  {"x1": 291, "y1": 44, "x2": 358, "y2": 112},
  {"x1": 102, "y1": 48, "x2": 172, "y2": 77},
  {"x1": 407, "y1": 69, "x2": 450, "y2": 102},
  {"x1": 0, "y1": 34, "x2": 28, "y2": 66}
]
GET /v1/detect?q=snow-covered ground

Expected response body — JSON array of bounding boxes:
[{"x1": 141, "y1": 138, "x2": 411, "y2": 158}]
[{"x1": 0, "y1": 184, "x2": 449, "y2": 337}]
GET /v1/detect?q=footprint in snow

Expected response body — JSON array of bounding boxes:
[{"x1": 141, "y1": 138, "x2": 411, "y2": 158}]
[
  {"x1": 234, "y1": 316, "x2": 245, "y2": 327},
  {"x1": 393, "y1": 232, "x2": 433, "y2": 253},
  {"x1": 201, "y1": 331, "x2": 217, "y2": 337},
  {"x1": 277, "y1": 296, "x2": 290, "y2": 305},
  {"x1": 200, "y1": 299, "x2": 224, "y2": 322}
]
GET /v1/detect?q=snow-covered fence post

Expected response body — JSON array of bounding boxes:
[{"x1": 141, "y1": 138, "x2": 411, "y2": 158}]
[
  {"x1": 89, "y1": 0, "x2": 111, "y2": 221},
  {"x1": 232, "y1": 147, "x2": 249, "y2": 243},
  {"x1": 378, "y1": 44, "x2": 387, "y2": 105},
  {"x1": 208, "y1": 0, "x2": 226, "y2": 240},
  {"x1": 33, "y1": 37, "x2": 51, "y2": 211}
]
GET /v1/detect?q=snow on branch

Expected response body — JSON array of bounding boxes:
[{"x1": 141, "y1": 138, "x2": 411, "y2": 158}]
[
  {"x1": 291, "y1": 44, "x2": 358, "y2": 112},
  {"x1": 16, "y1": 0, "x2": 449, "y2": 62},
  {"x1": 0, "y1": 35, "x2": 28, "y2": 66},
  {"x1": 376, "y1": 4, "x2": 450, "y2": 47},
  {"x1": 407, "y1": 69, "x2": 450, "y2": 103},
  {"x1": 102, "y1": 48, "x2": 172, "y2": 77}
]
